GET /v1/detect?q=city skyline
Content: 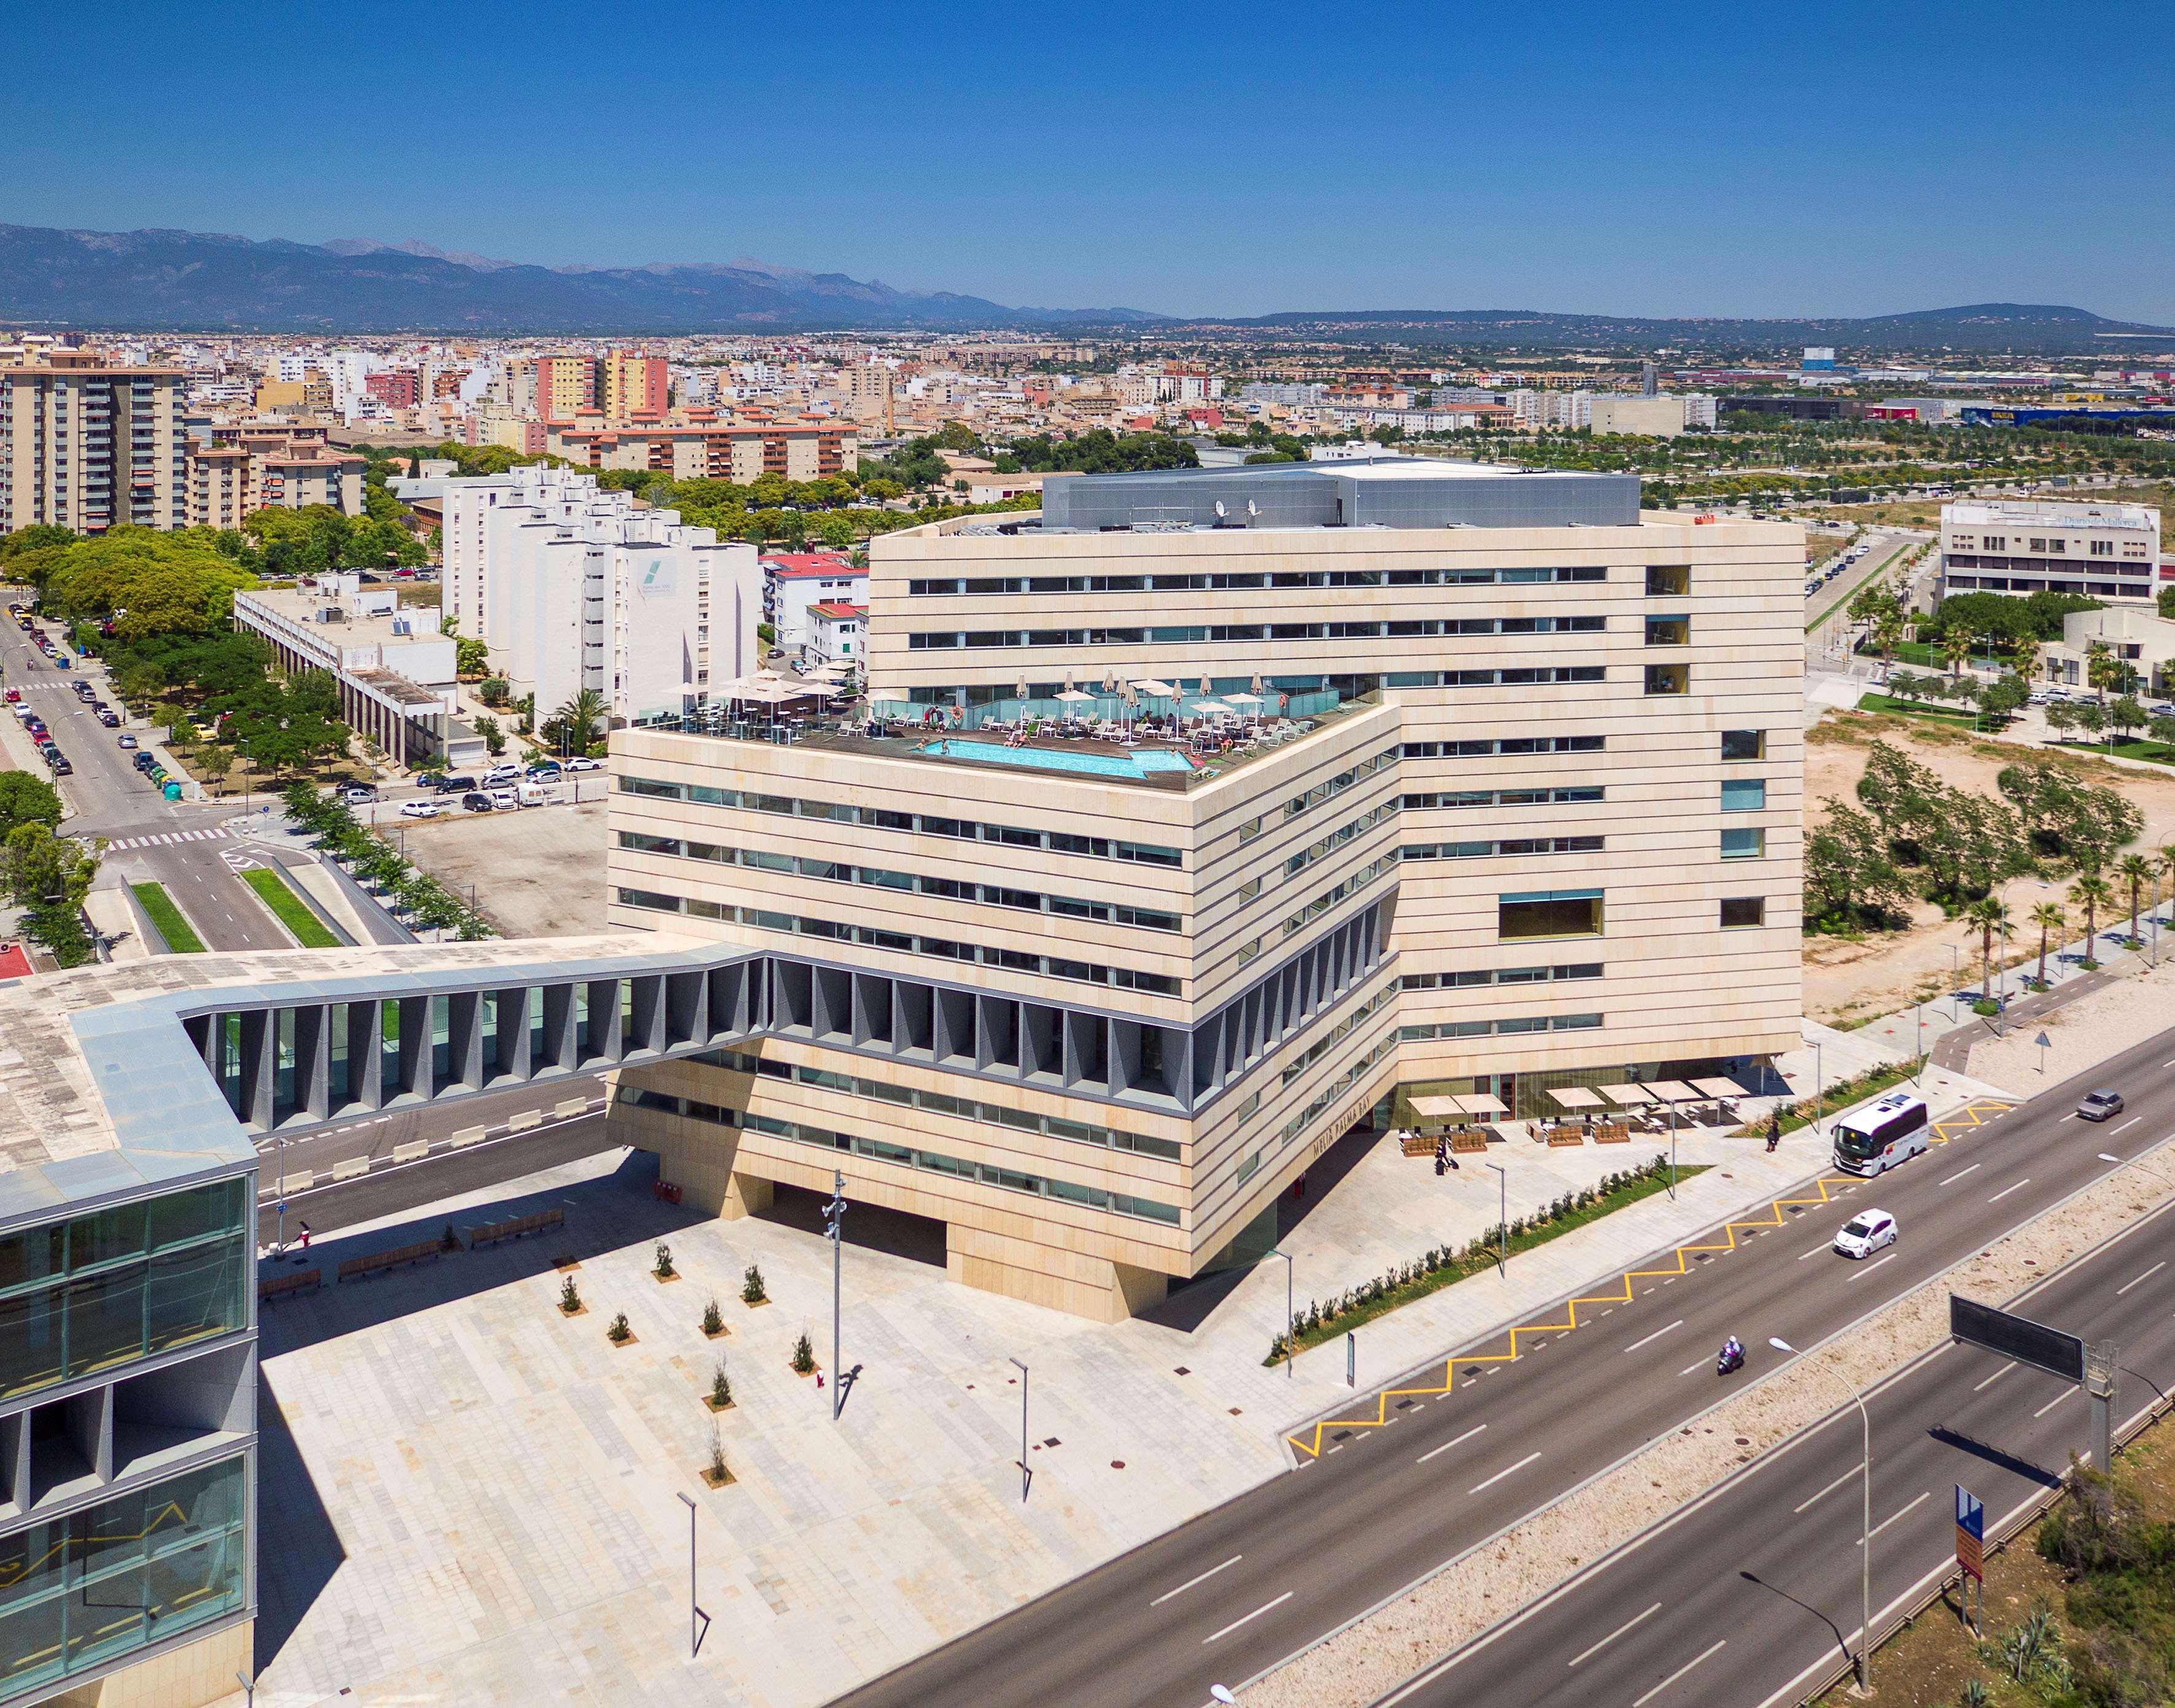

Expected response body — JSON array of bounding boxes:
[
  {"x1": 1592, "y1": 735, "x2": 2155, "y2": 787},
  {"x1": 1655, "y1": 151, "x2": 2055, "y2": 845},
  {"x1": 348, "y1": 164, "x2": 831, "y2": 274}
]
[{"x1": 7, "y1": 0, "x2": 2173, "y2": 323}]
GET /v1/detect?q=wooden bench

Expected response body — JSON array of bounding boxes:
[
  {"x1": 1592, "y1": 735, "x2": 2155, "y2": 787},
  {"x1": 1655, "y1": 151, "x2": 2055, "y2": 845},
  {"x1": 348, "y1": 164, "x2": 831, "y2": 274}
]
[
  {"x1": 1450, "y1": 1129, "x2": 1489, "y2": 1154},
  {"x1": 467, "y1": 1206, "x2": 566, "y2": 1251},
  {"x1": 1399, "y1": 1133, "x2": 1436, "y2": 1158},
  {"x1": 336, "y1": 1238, "x2": 444, "y2": 1284},
  {"x1": 1594, "y1": 1122, "x2": 1631, "y2": 1144},
  {"x1": 1545, "y1": 1127, "x2": 1586, "y2": 1147},
  {"x1": 258, "y1": 1267, "x2": 322, "y2": 1303}
]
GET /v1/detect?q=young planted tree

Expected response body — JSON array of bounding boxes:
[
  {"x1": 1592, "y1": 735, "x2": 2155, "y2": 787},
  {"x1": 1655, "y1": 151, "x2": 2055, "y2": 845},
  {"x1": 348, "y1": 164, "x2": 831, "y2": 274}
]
[
  {"x1": 2027, "y1": 900, "x2": 2065, "y2": 990},
  {"x1": 2070, "y1": 872, "x2": 2114, "y2": 960},
  {"x1": 2115, "y1": 852, "x2": 2154, "y2": 944},
  {"x1": 1964, "y1": 895, "x2": 2013, "y2": 1002}
]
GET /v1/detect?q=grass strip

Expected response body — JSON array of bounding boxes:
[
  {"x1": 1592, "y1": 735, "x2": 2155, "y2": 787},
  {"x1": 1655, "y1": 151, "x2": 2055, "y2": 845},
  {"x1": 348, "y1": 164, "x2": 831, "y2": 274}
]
[
  {"x1": 1736, "y1": 1054, "x2": 1927, "y2": 1138},
  {"x1": 1855, "y1": 693, "x2": 1996, "y2": 729},
  {"x1": 241, "y1": 866, "x2": 341, "y2": 948},
  {"x1": 130, "y1": 882, "x2": 204, "y2": 954},
  {"x1": 1265, "y1": 1159, "x2": 1710, "y2": 1364}
]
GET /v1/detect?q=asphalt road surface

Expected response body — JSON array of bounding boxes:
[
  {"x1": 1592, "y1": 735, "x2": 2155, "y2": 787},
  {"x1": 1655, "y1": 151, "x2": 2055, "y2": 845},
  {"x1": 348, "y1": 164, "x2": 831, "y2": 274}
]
[
  {"x1": 832, "y1": 1027, "x2": 2175, "y2": 1708},
  {"x1": 252, "y1": 1073, "x2": 615, "y2": 1248},
  {"x1": 0, "y1": 592, "x2": 300, "y2": 951},
  {"x1": 1397, "y1": 1153, "x2": 2175, "y2": 1708}
]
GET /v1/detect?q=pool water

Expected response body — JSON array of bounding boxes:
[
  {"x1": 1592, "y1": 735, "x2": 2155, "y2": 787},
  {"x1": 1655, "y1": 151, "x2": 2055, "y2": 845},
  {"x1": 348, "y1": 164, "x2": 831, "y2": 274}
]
[{"x1": 923, "y1": 739, "x2": 1193, "y2": 778}]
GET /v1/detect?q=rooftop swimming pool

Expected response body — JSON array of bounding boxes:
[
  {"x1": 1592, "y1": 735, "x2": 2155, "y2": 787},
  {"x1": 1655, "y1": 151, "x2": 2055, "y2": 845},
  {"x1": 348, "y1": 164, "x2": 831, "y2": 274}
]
[{"x1": 921, "y1": 739, "x2": 1195, "y2": 780}]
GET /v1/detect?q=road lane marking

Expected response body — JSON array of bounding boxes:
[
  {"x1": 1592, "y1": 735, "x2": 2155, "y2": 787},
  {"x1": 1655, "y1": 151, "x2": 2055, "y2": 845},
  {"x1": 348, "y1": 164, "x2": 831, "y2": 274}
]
[
  {"x1": 1631, "y1": 1639, "x2": 1726, "y2": 1707},
  {"x1": 1798, "y1": 1243, "x2": 1828, "y2": 1260},
  {"x1": 1974, "y1": 1361, "x2": 2016, "y2": 1392},
  {"x1": 1285, "y1": 1170, "x2": 1868, "y2": 1457},
  {"x1": 1468, "y1": 1451, "x2": 1541, "y2": 1494},
  {"x1": 1794, "y1": 1467, "x2": 1858, "y2": 1513},
  {"x1": 1623, "y1": 1319, "x2": 1684, "y2": 1354},
  {"x1": 1568, "y1": 1601, "x2": 1662, "y2": 1667},
  {"x1": 1988, "y1": 1178, "x2": 2031, "y2": 1203},
  {"x1": 1417, "y1": 1424, "x2": 1486, "y2": 1465},
  {"x1": 1678, "y1": 1358, "x2": 1709, "y2": 1377},
  {"x1": 1939, "y1": 1163, "x2": 1982, "y2": 1186},
  {"x1": 2117, "y1": 1262, "x2": 2166, "y2": 1297},
  {"x1": 1859, "y1": 1490, "x2": 1931, "y2": 1542},
  {"x1": 1851, "y1": 1252, "x2": 1897, "y2": 1277},
  {"x1": 2036, "y1": 1390, "x2": 2076, "y2": 1419},
  {"x1": 1203, "y1": 1591, "x2": 1290, "y2": 1644},
  {"x1": 2111, "y1": 1116, "x2": 2142, "y2": 1136},
  {"x1": 1150, "y1": 1555, "x2": 1241, "y2": 1606}
]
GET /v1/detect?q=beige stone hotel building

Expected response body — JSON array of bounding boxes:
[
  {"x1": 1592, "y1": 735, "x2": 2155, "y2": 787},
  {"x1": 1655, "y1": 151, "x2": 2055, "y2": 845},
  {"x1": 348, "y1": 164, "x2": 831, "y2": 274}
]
[{"x1": 605, "y1": 458, "x2": 1803, "y2": 1319}]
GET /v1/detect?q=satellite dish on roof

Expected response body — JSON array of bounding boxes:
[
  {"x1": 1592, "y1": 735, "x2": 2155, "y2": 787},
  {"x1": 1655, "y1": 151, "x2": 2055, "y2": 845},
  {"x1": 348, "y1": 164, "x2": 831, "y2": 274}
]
[
  {"x1": 1246, "y1": 500, "x2": 1260, "y2": 518},
  {"x1": 1214, "y1": 500, "x2": 1227, "y2": 519}
]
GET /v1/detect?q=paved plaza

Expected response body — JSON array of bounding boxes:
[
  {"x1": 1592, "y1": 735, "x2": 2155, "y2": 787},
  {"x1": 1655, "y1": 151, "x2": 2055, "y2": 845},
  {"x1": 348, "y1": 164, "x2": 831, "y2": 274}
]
[{"x1": 245, "y1": 1027, "x2": 1995, "y2": 1707}]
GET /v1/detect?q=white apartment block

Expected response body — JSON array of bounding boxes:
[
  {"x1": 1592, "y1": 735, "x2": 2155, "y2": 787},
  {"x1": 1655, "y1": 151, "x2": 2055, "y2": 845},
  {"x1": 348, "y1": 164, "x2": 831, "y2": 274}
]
[
  {"x1": 1940, "y1": 499, "x2": 2165, "y2": 604},
  {"x1": 440, "y1": 465, "x2": 762, "y2": 724},
  {"x1": 761, "y1": 552, "x2": 869, "y2": 650}
]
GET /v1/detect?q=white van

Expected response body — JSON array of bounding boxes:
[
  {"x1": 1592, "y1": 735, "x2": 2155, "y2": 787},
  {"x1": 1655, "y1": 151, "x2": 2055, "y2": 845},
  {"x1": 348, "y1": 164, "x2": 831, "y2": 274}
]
[
  {"x1": 1831, "y1": 1092, "x2": 1930, "y2": 1176},
  {"x1": 513, "y1": 781, "x2": 555, "y2": 806}
]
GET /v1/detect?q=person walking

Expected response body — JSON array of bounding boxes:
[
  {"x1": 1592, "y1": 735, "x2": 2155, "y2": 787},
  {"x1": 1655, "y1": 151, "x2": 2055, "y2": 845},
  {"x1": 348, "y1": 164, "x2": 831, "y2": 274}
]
[{"x1": 1766, "y1": 1114, "x2": 1781, "y2": 1154}]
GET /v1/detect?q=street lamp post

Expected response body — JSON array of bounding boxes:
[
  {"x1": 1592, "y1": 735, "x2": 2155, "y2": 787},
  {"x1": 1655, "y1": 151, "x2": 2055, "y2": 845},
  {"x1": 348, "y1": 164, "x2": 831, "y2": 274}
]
[
  {"x1": 1814, "y1": 1039, "x2": 1824, "y2": 1136},
  {"x1": 1771, "y1": 1337, "x2": 1872, "y2": 1693},
  {"x1": 822, "y1": 1171, "x2": 846, "y2": 1422},
  {"x1": 1009, "y1": 1357, "x2": 1029, "y2": 1502},
  {"x1": 1484, "y1": 1162, "x2": 1507, "y2": 1276},
  {"x1": 675, "y1": 1492, "x2": 698, "y2": 1658},
  {"x1": 1270, "y1": 1247, "x2": 1293, "y2": 1377},
  {"x1": 1950, "y1": 942, "x2": 1961, "y2": 1020}
]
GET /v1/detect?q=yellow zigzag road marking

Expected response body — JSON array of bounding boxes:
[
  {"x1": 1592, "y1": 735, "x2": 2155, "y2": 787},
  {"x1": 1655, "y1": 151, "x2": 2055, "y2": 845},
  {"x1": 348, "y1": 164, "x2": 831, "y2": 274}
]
[
  {"x1": 1286, "y1": 1175, "x2": 1866, "y2": 1458},
  {"x1": 1287, "y1": 1098, "x2": 2017, "y2": 1458},
  {"x1": 1931, "y1": 1100, "x2": 2012, "y2": 1144}
]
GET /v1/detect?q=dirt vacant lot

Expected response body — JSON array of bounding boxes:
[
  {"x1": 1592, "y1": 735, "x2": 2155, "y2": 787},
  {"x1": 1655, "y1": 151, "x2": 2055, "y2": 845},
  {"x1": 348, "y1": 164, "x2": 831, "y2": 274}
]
[
  {"x1": 1804, "y1": 712, "x2": 2175, "y2": 1027},
  {"x1": 396, "y1": 798, "x2": 611, "y2": 938}
]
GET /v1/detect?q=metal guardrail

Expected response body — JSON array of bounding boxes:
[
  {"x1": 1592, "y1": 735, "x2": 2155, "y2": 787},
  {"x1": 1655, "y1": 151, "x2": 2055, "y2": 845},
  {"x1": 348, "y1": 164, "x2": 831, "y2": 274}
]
[{"x1": 1790, "y1": 1380, "x2": 2175, "y2": 1705}]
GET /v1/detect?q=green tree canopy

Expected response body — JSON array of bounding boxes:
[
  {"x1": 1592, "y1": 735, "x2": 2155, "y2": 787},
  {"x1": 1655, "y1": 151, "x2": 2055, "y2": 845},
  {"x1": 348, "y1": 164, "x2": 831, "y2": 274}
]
[{"x1": 11, "y1": 529, "x2": 258, "y2": 642}]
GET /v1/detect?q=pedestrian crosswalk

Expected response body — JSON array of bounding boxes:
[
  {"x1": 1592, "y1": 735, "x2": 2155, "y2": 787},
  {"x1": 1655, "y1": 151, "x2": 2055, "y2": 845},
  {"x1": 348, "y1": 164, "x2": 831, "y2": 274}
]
[{"x1": 109, "y1": 828, "x2": 231, "y2": 851}]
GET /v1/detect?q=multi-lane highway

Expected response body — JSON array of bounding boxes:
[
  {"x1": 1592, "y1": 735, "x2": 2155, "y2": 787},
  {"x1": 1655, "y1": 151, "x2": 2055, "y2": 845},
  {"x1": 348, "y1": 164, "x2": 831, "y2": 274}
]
[
  {"x1": 1398, "y1": 1149, "x2": 2175, "y2": 1708},
  {"x1": 835, "y1": 1027, "x2": 2175, "y2": 1708}
]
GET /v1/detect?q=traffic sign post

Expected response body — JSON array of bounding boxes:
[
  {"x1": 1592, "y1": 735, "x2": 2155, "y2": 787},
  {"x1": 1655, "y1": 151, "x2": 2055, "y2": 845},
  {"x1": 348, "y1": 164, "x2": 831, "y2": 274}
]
[
  {"x1": 2034, "y1": 1030, "x2": 2052, "y2": 1074},
  {"x1": 1950, "y1": 1296, "x2": 2086, "y2": 1383},
  {"x1": 1955, "y1": 1485, "x2": 1984, "y2": 1633}
]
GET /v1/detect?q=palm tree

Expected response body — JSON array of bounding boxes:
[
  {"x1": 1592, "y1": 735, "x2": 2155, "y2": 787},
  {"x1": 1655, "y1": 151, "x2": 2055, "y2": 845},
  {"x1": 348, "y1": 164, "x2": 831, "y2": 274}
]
[
  {"x1": 551, "y1": 688, "x2": 608, "y2": 758},
  {"x1": 2071, "y1": 872, "x2": 2114, "y2": 961},
  {"x1": 1964, "y1": 896, "x2": 2013, "y2": 1001},
  {"x1": 2010, "y1": 635, "x2": 2041, "y2": 683},
  {"x1": 2027, "y1": 900, "x2": 2065, "y2": 990},
  {"x1": 1940, "y1": 629, "x2": 1975, "y2": 680},
  {"x1": 2116, "y1": 852, "x2": 2154, "y2": 945}
]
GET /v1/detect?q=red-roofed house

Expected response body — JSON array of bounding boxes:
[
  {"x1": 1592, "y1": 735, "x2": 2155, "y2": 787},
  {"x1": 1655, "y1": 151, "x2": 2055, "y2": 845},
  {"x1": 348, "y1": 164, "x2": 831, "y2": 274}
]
[
  {"x1": 805, "y1": 602, "x2": 866, "y2": 666},
  {"x1": 760, "y1": 551, "x2": 866, "y2": 650}
]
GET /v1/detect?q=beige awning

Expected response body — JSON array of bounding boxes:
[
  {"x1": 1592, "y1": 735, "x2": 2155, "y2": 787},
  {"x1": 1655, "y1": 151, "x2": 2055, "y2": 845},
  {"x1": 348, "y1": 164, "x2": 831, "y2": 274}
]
[
  {"x1": 1549, "y1": 1087, "x2": 1607, "y2": 1111},
  {"x1": 1459, "y1": 1092, "x2": 1508, "y2": 1118},
  {"x1": 1689, "y1": 1077, "x2": 1744, "y2": 1100},
  {"x1": 1132, "y1": 679, "x2": 1176, "y2": 696},
  {"x1": 1642, "y1": 1081, "x2": 1701, "y2": 1104},
  {"x1": 865, "y1": 686, "x2": 913, "y2": 703},
  {"x1": 1408, "y1": 1095, "x2": 1467, "y2": 1119},
  {"x1": 1594, "y1": 1083, "x2": 1654, "y2": 1107}
]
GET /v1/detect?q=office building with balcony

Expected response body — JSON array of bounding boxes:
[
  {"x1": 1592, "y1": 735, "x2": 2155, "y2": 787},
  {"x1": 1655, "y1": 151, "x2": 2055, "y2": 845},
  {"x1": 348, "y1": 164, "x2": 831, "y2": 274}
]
[
  {"x1": 0, "y1": 351, "x2": 187, "y2": 535},
  {"x1": 1939, "y1": 499, "x2": 2166, "y2": 604},
  {"x1": 603, "y1": 457, "x2": 1805, "y2": 1319}
]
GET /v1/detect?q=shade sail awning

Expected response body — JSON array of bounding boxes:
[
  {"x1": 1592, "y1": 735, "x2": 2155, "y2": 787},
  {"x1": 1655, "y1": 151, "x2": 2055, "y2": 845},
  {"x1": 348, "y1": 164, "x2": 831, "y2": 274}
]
[
  {"x1": 1689, "y1": 1077, "x2": 1745, "y2": 1100},
  {"x1": 1459, "y1": 1092, "x2": 1508, "y2": 1117},
  {"x1": 1549, "y1": 1087, "x2": 1607, "y2": 1111},
  {"x1": 1593, "y1": 1083, "x2": 1654, "y2": 1107},
  {"x1": 1408, "y1": 1094, "x2": 1465, "y2": 1119},
  {"x1": 1641, "y1": 1081, "x2": 1702, "y2": 1104}
]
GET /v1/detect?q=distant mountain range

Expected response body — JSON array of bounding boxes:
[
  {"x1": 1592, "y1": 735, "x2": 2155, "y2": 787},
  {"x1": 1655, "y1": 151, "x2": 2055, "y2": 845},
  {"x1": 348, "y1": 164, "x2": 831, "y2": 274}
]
[
  {"x1": 0, "y1": 223, "x2": 2167, "y2": 352},
  {"x1": 0, "y1": 225, "x2": 1163, "y2": 333}
]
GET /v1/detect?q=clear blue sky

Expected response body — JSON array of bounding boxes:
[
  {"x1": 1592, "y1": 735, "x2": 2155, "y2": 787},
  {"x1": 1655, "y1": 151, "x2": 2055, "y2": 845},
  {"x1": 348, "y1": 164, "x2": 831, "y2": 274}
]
[{"x1": 6, "y1": 0, "x2": 2171, "y2": 323}]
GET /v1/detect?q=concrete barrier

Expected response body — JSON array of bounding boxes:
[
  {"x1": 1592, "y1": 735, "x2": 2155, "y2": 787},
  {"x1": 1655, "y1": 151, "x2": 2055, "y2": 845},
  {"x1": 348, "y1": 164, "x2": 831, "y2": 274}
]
[
  {"x1": 392, "y1": 1139, "x2": 428, "y2": 1164},
  {"x1": 554, "y1": 1098, "x2": 589, "y2": 1119},
  {"x1": 508, "y1": 1109, "x2": 542, "y2": 1133},
  {"x1": 330, "y1": 1156, "x2": 370, "y2": 1182},
  {"x1": 450, "y1": 1125, "x2": 487, "y2": 1149}
]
